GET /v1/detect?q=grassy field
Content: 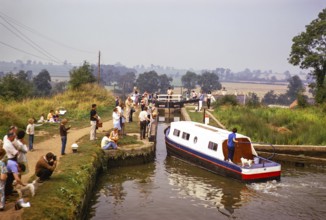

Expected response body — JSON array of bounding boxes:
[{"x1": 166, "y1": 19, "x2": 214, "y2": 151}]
[
  {"x1": 210, "y1": 106, "x2": 326, "y2": 145},
  {"x1": 170, "y1": 81, "x2": 312, "y2": 99},
  {"x1": 0, "y1": 84, "x2": 115, "y2": 140},
  {"x1": 186, "y1": 104, "x2": 326, "y2": 145},
  {"x1": 220, "y1": 82, "x2": 288, "y2": 98}
]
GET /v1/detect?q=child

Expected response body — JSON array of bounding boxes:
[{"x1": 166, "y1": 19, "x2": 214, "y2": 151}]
[
  {"x1": 26, "y1": 118, "x2": 35, "y2": 151},
  {"x1": 60, "y1": 119, "x2": 71, "y2": 155}
]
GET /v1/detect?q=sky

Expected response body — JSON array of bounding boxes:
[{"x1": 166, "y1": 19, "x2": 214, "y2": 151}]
[{"x1": 0, "y1": 0, "x2": 325, "y2": 73}]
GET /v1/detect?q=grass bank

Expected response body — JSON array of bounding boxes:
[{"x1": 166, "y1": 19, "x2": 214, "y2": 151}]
[
  {"x1": 185, "y1": 107, "x2": 220, "y2": 128},
  {"x1": 22, "y1": 107, "x2": 148, "y2": 219},
  {"x1": 22, "y1": 136, "x2": 103, "y2": 219},
  {"x1": 0, "y1": 84, "x2": 115, "y2": 139},
  {"x1": 210, "y1": 106, "x2": 326, "y2": 145}
]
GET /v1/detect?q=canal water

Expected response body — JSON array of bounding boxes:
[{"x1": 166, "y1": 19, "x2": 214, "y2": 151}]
[{"x1": 88, "y1": 120, "x2": 326, "y2": 220}]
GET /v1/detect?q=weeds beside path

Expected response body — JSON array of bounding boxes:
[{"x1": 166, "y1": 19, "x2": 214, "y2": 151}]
[{"x1": 0, "y1": 120, "x2": 113, "y2": 220}]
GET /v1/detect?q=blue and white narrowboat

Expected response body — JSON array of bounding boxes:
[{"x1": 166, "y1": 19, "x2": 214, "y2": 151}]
[{"x1": 164, "y1": 121, "x2": 281, "y2": 183}]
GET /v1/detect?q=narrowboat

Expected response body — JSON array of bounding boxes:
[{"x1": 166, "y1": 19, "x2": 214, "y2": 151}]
[{"x1": 164, "y1": 121, "x2": 281, "y2": 183}]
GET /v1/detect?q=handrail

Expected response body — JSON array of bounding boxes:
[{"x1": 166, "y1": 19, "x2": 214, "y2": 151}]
[{"x1": 157, "y1": 94, "x2": 182, "y2": 102}]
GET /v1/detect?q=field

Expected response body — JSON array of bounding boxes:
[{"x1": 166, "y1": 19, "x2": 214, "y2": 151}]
[
  {"x1": 172, "y1": 81, "x2": 288, "y2": 98},
  {"x1": 172, "y1": 81, "x2": 313, "y2": 99},
  {"x1": 220, "y1": 82, "x2": 288, "y2": 98}
]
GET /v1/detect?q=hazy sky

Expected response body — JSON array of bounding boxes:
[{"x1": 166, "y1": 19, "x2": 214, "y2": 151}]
[{"x1": 1, "y1": 0, "x2": 325, "y2": 73}]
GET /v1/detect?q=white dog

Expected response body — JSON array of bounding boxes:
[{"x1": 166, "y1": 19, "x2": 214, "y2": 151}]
[
  {"x1": 241, "y1": 157, "x2": 253, "y2": 168},
  {"x1": 16, "y1": 180, "x2": 36, "y2": 198}
]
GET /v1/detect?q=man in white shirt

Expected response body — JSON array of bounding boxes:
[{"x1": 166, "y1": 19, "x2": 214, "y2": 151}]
[
  {"x1": 3, "y1": 126, "x2": 19, "y2": 149},
  {"x1": 3, "y1": 132, "x2": 18, "y2": 159},
  {"x1": 138, "y1": 106, "x2": 149, "y2": 140}
]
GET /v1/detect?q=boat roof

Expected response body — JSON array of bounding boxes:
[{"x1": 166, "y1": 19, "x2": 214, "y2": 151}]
[{"x1": 170, "y1": 121, "x2": 250, "y2": 141}]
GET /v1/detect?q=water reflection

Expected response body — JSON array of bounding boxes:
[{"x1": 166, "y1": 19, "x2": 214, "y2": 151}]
[
  {"x1": 89, "y1": 163, "x2": 156, "y2": 217},
  {"x1": 164, "y1": 156, "x2": 249, "y2": 217},
  {"x1": 88, "y1": 122, "x2": 326, "y2": 220}
]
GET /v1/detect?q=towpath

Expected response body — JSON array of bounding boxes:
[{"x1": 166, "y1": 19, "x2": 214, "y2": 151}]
[{"x1": 0, "y1": 120, "x2": 113, "y2": 220}]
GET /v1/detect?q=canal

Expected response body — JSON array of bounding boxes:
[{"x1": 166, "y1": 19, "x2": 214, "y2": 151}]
[{"x1": 88, "y1": 119, "x2": 326, "y2": 220}]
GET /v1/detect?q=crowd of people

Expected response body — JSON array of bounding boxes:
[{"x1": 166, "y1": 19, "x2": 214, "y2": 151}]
[
  {"x1": 0, "y1": 87, "x2": 218, "y2": 211},
  {"x1": 97, "y1": 89, "x2": 158, "y2": 150},
  {"x1": 0, "y1": 120, "x2": 58, "y2": 211}
]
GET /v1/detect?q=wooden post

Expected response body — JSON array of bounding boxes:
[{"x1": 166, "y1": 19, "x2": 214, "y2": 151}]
[{"x1": 203, "y1": 108, "x2": 206, "y2": 123}]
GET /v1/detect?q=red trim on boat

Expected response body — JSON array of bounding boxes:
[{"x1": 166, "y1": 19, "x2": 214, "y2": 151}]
[
  {"x1": 166, "y1": 139, "x2": 242, "y2": 174},
  {"x1": 242, "y1": 171, "x2": 281, "y2": 180}
]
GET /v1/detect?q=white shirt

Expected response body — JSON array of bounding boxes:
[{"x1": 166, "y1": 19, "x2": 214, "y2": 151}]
[
  {"x1": 3, "y1": 138, "x2": 18, "y2": 159},
  {"x1": 26, "y1": 123, "x2": 35, "y2": 135},
  {"x1": 116, "y1": 106, "x2": 122, "y2": 114},
  {"x1": 138, "y1": 110, "x2": 148, "y2": 122},
  {"x1": 112, "y1": 112, "x2": 120, "y2": 124},
  {"x1": 101, "y1": 136, "x2": 110, "y2": 148},
  {"x1": 17, "y1": 140, "x2": 28, "y2": 163}
]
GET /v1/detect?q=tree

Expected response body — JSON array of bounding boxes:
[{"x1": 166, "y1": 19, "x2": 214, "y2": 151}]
[
  {"x1": 33, "y1": 69, "x2": 52, "y2": 97},
  {"x1": 16, "y1": 70, "x2": 29, "y2": 81},
  {"x1": 0, "y1": 73, "x2": 33, "y2": 100},
  {"x1": 277, "y1": 94, "x2": 290, "y2": 105},
  {"x1": 246, "y1": 92, "x2": 260, "y2": 107},
  {"x1": 69, "y1": 61, "x2": 96, "y2": 89},
  {"x1": 136, "y1": 71, "x2": 160, "y2": 93},
  {"x1": 297, "y1": 92, "x2": 309, "y2": 108},
  {"x1": 52, "y1": 81, "x2": 68, "y2": 95},
  {"x1": 286, "y1": 75, "x2": 304, "y2": 102},
  {"x1": 197, "y1": 72, "x2": 222, "y2": 93},
  {"x1": 216, "y1": 95, "x2": 238, "y2": 106},
  {"x1": 262, "y1": 90, "x2": 278, "y2": 105},
  {"x1": 289, "y1": 8, "x2": 326, "y2": 103},
  {"x1": 181, "y1": 71, "x2": 198, "y2": 92},
  {"x1": 116, "y1": 72, "x2": 136, "y2": 96},
  {"x1": 158, "y1": 74, "x2": 173, "y2": 93}
]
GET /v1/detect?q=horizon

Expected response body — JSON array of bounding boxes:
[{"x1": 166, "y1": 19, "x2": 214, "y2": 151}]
[{"x1": 1, "y1": 0, "x2": 326, "y2": 73}]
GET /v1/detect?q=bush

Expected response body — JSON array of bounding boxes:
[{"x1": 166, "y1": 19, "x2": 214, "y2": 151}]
[{"x1": 213, "y1": 95, "x2": 238, "y2": 107}]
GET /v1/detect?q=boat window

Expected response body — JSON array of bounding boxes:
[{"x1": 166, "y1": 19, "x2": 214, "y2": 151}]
[
  {"x1": 208, "y1": 141, "x2": 218, "y2": 151},
  {"x1": 194, "y1": 136, "x2": 198, "y2": 143},
  {"x1": 182, "y1": 132, "x2": 190, "y2": 140},
  {"x1": 173, "y1": 129, "x2": 180, "y2": 137}
]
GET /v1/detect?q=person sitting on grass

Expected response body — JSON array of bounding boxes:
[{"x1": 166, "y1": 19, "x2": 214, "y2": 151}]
[
  {"x1": 101, "y1": 127, "x2": 119, "y2": 150},
  {"x1": 47, "y1": 110, "x2": 55, "y2": 122},
  {"x1": 35, "y1": 152, "x2": 57, "y2": 183}
]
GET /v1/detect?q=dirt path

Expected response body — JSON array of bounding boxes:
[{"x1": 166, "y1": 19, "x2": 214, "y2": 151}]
[
  {"x1": 0, "y1": 120, "x2": 113, "y2": 220},
  {"x1": 23, "y1": 120, "x2": 112, "y2": 182}
]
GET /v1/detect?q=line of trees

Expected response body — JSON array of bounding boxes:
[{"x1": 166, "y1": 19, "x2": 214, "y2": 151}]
[
  {"x1": 261, "y1": 75, "x2": 306, "y2": 106},
  {"x1": 0, "y1": 69, "x2": 66, "y2": 101},
  {"x1": 70, "y1": 62, "x2": 173, "y2": 94},
  {"x1": 181, "y1": 71, "x2": 222, "y2": 93}
]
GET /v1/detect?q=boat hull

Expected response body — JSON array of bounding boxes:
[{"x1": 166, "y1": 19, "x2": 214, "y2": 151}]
[{"x1": 165, "y1": 127, "x2": 281, "y2": 183}]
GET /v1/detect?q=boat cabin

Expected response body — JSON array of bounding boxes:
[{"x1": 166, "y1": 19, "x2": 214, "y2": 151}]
[{"x1": 168, "y1": 121, "x2": 258, "y2": 164}]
